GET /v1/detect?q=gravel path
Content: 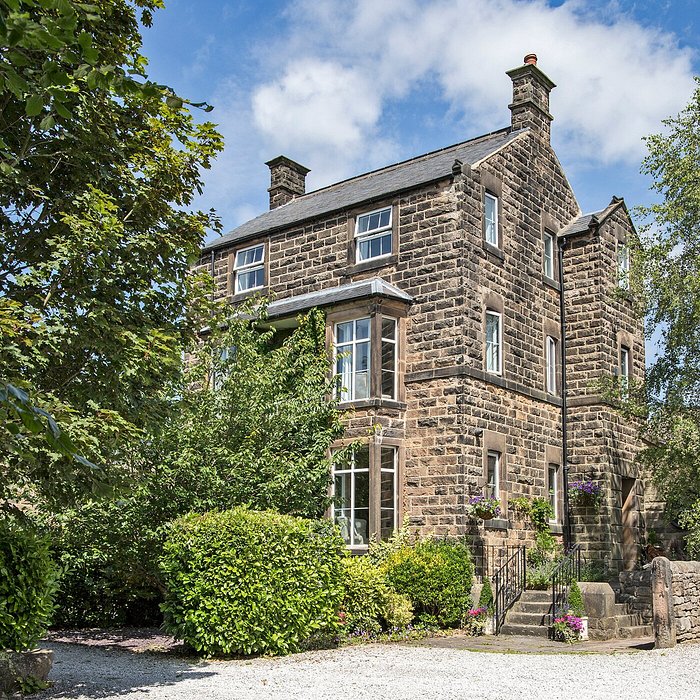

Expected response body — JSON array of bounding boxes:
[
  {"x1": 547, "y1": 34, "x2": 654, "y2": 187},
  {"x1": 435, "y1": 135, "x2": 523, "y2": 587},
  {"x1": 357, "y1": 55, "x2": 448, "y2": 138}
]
[{"x1": 41, "y1": 638, "x2": 700, "y2": 700}]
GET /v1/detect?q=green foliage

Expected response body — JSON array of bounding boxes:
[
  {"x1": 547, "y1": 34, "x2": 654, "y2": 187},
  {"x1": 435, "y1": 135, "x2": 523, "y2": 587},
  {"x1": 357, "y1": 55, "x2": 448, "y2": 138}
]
[
  {"x1": 159, "y1": 508, "x2": 345, "y2": 657},
  {"x1": 383, "y1": 538, "x2": 474, "y2": 628},
  {"x1": 0, "y1": 517, "x2": 59, "y2": 651},
  {"x1": 678, "y1": 500, "x2": 700, "y2": 559},
  {"x1": 383, "y1": 592, "x2": 413, "y2": 630},
  {"x1": 478, "y1": 578, "x2": 494, "y2": 612},
  {"x1": 0, "y1": 0, "x2": 223, "y2": 505},
  {"x1": 367, "y1": 515, "x2": 412, "y2": 566},
  {"x1": 629, "y1": 79, "x2": 700, "y2": 524},
  {"x1": 579, "y1": 560, "x2": 609, "y2": 583},
  {"x1": 568, "y1": 580, "x2": 585, "y2": 617},
  {"x1": 510, "y1": 496, "x2": 532, "y2": 518},
  {"x1": 529, "y1": 497, "x2": 554, "y2": 533},
  {"x1": 526, "y1": 560, "x2": 558, "y2": 590},
  {"x1": 43, "y1": 306, "x2": 347, "y2": 626},
  {"x1": 340, "y1": 556, "x2": 389, "y2": 636}
]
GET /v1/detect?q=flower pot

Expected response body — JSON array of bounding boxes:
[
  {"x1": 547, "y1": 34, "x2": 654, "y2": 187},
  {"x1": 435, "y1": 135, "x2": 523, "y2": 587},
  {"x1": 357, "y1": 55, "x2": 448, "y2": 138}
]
[
  {"x1": 580, "y1": 616, "x2": 589, "y2": 641},
  {"x1": 484, "y1": 615, "x2": 496, "y2": 636},
  {"x1": 475, "y1": 508, "x2": 497, "y2": 520}
]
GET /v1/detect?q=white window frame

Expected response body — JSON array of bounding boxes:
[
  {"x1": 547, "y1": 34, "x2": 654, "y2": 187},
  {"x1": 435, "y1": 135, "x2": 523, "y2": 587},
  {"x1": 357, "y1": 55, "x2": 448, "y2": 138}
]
[
  {"x1": 546, "y1": 335, "x2": 558, "y2": 395},
  {"x1": 335, "y1": 317, "x2": 371, "y2": 402},
  {"x1": 355, "y1": 206, "x2": 392, "y2": 263},
  {"x1": 617, "y1": 241, "x2": 630, "y2": 290},
  {"x1": 543, "y1": 231, "x2": 555, "y2": 280},
  {"x1": 380, "y1": 316, "x2": 397, "y2": 400},
  {"x1": 332, "y1": 446, "x2": 370, "y2": 548},
  {"x1": 620, "y1": 345, "x2": 630, "y2": 397},
  {"x1": 379, "y1": 446, "x2": 398, "y2": 540},
  {"x1": 548, "y1": 464, "x2": 559, "y2": 522},
  {"x1": 486, "y1": 450, "x2": 501, "y2": 500},
  {"x1": 485, "y1": 310, "x2": 502, "y2": 375},
  {"x1": 233, "y1": 243, "x2": 265, "y2": 294},
  {"x1": 484, "y1": 192, "x2": 499, "y2": 247}
]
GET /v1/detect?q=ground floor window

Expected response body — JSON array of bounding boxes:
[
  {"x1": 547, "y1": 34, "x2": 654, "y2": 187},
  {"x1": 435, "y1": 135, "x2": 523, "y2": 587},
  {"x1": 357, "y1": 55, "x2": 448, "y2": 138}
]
[
  {"x1": 485, "y1": 450, "x2": 501, "y2": 500},
  {"x1": 333, "y1": 444, "x2": 398, "y2": 546}
]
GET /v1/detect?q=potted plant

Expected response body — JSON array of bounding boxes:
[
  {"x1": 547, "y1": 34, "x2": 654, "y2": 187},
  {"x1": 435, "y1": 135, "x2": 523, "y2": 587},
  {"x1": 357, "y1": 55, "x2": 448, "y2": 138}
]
[
  {"x1": 552, "y1": 613, "x2": 584, "y2": 643},
  {"x1": 568, "y1": 479, "x2": 602, "y2": 508},
  {"x1": 568, "y1": 580, "x2": 588, "y2": 641},
  {"x1": 467, "y1": 495, "x2": 501, "y2": 520}
]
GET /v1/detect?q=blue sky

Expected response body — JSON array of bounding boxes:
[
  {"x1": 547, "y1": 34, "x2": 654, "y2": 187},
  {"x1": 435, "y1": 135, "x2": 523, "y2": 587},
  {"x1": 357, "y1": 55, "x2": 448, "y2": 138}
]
[{"x1": 140, "y1": 0, "x2": 699, "y2": 242}]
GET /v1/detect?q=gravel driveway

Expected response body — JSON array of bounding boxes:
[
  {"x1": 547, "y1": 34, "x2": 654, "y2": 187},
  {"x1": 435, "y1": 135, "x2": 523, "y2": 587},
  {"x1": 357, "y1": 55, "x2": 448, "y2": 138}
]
[{"x1": 41, "y1": 637, "x2": 700, "y2": 700}]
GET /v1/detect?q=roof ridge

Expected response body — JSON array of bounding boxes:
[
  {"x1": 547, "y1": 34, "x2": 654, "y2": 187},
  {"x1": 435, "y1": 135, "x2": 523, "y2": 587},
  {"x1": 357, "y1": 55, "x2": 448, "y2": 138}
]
[{"x1": 293, "y1": 126, "x2": 513, "y2": 202}]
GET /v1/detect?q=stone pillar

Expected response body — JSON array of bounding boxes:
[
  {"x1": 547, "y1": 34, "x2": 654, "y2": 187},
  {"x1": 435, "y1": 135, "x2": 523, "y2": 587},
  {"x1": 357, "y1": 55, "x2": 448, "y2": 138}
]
[{"x1": 651, "y1": 556, "x2": 676, "y2": 648}]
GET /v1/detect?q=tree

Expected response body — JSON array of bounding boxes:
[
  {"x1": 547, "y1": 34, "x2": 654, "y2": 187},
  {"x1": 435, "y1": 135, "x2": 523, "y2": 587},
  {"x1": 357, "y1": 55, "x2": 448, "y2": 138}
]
[
  {"x1": 0, "y1": 1, "x2": 223, "y2": 506},
  {"x1": 48, "y1": 305, "x2": 351, "y2": 626},
  {"x1": 634, "y1": 77, "x2": 700, "y2": 551}
]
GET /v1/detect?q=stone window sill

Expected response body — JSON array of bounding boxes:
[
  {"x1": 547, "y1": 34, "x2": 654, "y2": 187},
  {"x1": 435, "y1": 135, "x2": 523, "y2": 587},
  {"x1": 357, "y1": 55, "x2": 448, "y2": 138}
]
[
  {"x1": 550, "y1": 522, "x2": 564, "y2": 535},
  {"x1": 339, "y1": 398, "x2": 407, "y2": 411},
  {"x1": 482, "y1": 241, "x2": 505, "y2": 262},
  {"x1": 484, "y1": 517, "x2": 509, "y2": 531},
  {"x1": 347, "y1": 254, "x2": 398, "y2": 276},
  {"x1": 543, "y1": 275, "x2": 560, "y2": 292}
]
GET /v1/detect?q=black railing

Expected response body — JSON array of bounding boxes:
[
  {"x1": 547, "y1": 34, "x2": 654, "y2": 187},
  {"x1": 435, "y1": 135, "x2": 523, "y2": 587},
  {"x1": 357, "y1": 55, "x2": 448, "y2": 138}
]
[
  {"x1": 473, "y1": 544, "x2": 524, "y2": 582},
  {"x1": 492, "y1": 545, "x2": 527, "y2": 634},
  {"x1": 548, "y1": 543, "x2": 582, "y2": 637}
]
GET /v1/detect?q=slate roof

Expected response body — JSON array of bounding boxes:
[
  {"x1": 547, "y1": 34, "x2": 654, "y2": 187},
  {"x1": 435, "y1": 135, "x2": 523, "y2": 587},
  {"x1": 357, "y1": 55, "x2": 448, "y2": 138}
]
[
  {"x1": 559, "y1": 198, "x2": 624, "y2": 237},
  {"x1": 203, "y1": 127, "x2": 523, "y2": 252},
  {"x1": 266, "y1": 277, "x2": 413, "y2": 319}
]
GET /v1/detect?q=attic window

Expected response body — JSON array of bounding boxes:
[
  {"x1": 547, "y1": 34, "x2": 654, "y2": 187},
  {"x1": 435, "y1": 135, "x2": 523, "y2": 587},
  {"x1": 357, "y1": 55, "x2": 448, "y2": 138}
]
[
  {"x1": 355, "y1": 207, "x2": 392, "y2": 262},
  {"x1": 234, "y1": 243, "x2": 265, "y2": 293}
]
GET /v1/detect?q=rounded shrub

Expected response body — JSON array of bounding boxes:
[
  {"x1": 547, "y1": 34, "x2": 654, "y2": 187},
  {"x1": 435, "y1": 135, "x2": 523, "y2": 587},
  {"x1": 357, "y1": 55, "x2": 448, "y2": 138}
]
[
  {"x1": 340, "y1": 555, "x2": 389, "y2": 636},
  {"x1": 0, "y1": 518, "x2": 59, "y2": 651},
  {"x1": 159, "y1": 508, "x2": 345, "y2": 657},
  {"x1": 383, "y1": 538, "x2": 474, "y2": 628}
]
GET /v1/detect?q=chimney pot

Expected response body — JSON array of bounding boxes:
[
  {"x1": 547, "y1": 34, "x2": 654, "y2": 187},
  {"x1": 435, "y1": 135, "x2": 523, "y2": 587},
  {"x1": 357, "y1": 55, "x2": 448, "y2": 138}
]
[{"x1": 524, "y1": 53, "x2": 538, "y2": 66}]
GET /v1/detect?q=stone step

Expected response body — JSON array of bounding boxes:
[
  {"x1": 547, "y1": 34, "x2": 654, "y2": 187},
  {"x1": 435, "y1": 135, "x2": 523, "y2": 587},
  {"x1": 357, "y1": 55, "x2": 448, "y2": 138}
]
[
  {"x1": 618, "y1": 624, "x2": 653, "y2": 639},
  {"x1": 506, "y1": 611, "x2": 548, "y2": 626},
  {"x1": 499, "y1": 622, "x2": 550, "y2": 638},
  {"x1": 512, "y1": 600, "x2": 553, "y2": 615},
  {"x1": 519, "y1": 590, "x2": 552, "y2": 603},
  {"x1": 613, "y1": 603, "x2": 630, "y2": 616}
]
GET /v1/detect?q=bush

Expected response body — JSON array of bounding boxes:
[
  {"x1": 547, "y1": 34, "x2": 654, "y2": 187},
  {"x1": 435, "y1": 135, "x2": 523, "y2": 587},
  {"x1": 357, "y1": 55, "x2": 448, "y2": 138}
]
[
  {"x1": 160, "y1": 508, "x2": 344, "y2": 657},
  {"x1": 526, "y1": 560, "x2": 558, "y2": 590},
  {"x1": 340, "y1": 556, "x2": 389, "y2": 635},
  {"x1": 0, "y1": 518, "x2": 59, "y2": 651},
  {"x1": 383, "y1": 538, "x2": 474, "y2": 628},
  {"x1": 478, "y1": 578, "x2": 494, "y2": 612},
  {"x1": 384, "y1": 592, "x2": 413, "y2": 630},
  {"x1": 568, "y1": 580, "x2": 585, "y2": 617}
]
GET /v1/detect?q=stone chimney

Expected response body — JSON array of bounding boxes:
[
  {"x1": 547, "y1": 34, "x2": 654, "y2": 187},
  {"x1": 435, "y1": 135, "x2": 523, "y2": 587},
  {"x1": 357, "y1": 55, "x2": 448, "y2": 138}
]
[
  {"x1": 506, "y1": 53, "x2": 556, "y2": 141},
  {"x1": 265, "y1": 156, "x2": 310, "y2": 210}
]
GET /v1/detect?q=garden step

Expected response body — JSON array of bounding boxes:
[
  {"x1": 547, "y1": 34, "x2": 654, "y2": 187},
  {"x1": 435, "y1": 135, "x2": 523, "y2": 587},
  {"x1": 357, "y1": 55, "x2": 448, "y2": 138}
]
[
  {"x1": 617, "y1": 624, "x2": 653, "y2": 639},
  {"x1": 513, "y1": 600, "x2": 553, "y2": 614},
  {"x1": 613, "y1": 603, "x2": 630, "y2": 616},
  {"x1": 506, "y1": 611, "x2": 548, "y2": 626},
  {"x1": 518, "y1": 590, "x2": 552, "y2": 603},
  {"x1": 499, "y1": 622, "x2": 550, "y2": 638}
]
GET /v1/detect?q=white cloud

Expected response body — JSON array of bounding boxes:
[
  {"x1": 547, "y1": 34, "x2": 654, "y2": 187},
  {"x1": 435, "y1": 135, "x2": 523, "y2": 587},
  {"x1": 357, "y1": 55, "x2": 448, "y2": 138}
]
[{"x1": 252, "y1": 0, "x2": 695, "y2": 172}]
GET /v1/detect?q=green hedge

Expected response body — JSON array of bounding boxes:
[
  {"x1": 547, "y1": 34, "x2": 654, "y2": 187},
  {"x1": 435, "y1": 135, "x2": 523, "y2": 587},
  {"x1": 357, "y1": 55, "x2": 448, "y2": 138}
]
[
  {"x1": 0, "y1": 518, "x2": 59, "y2": 651},
  {"x1": 160, "y1": 508, "x2": 345, "y2": 656},
  {"x1": 383, "y1": 538, "x2": 474, "y2": 627}
]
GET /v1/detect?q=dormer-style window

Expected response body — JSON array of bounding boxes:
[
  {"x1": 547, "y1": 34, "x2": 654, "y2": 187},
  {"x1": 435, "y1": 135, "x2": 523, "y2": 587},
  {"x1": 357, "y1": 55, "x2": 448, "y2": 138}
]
[
  {"x1": 617, "y1": 241, "x2": 630, "y2": 289},
  {"x1": 543, "y1": 231, "x2": 555, "y2": 280},
  {"x1": 234, "y1": 243, "x2": 265, "y2": 293},
  {"x1": 355, "y1": 207, "x2": 392, "y2": 262},
  {"x1": 484, "y1": 192, "x2": 499, "y2": 247}
]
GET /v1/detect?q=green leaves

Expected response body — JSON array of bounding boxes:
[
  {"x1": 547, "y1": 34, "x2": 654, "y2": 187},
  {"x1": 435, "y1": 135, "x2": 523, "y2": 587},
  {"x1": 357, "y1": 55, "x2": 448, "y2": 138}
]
[{"x1": 160, "y1": 509, "x2": 345, "y2": 657}]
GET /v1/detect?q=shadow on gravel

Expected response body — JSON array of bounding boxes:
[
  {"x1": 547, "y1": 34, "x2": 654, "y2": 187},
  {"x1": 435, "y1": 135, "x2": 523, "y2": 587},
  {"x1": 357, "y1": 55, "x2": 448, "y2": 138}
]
[{"x1": 40, "y1": 640, "x2": 218, "y2": 699}]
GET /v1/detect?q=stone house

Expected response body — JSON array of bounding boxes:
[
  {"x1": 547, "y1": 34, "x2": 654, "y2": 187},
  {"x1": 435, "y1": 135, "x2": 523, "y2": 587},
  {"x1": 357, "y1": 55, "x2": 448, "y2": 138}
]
[{"x1": 197, "y1": 55, "x2": 656, "y2": 574}]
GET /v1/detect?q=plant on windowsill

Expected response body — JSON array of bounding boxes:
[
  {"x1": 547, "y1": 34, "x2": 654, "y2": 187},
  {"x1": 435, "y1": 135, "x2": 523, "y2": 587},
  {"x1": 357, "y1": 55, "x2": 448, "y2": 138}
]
[
  {"x1": 467, "y1": 495, "x2": 501, "y2": 520},
  {"x1": 569, "y1": 479, "x2": 602, "y2": 509}
]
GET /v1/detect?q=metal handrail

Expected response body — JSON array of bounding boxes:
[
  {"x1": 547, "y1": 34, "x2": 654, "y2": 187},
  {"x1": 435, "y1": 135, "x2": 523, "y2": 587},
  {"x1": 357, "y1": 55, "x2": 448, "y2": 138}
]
[
  {"x1": 492, "y1": 545, "x2": 527, "y2": 634},
  {"x1": 548, "y1": 543, "x2": 582, "y2": 637}
]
